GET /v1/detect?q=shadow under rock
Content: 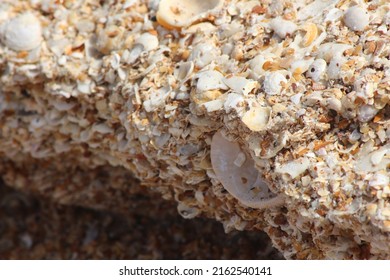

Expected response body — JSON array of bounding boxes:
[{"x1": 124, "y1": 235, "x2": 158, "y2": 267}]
[{"x1": 0, "y1": 181, "x2": 283, "y2": 260}]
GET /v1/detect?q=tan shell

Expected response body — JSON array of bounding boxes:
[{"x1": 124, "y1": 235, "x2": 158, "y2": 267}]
[
  {"x1": 241, "y1": 107, "x2": 271, "y2": 132},
  {"x1": 156, "y1": 0, "x2": 224, "y2": 29},
  {"x1": 210, "y1": 131, "x2": 284, "y2": 209}
]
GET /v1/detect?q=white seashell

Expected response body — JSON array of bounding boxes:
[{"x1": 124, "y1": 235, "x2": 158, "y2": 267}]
[
  {"x1": 210, "y1": 131, "x2": 284, "y2": 209},
  {"x1": 370, "y1": 149, "x2": 388, "y2": 166},
  {"x1": 188, "y1": 42, "x2": 219, "y2": 68},
  {"x1": 306, "y1": 59, "x2": 327, "y2": 82},
  {"x1": 355, "y1": 142, "x2": 390, "y2": 172},
  {"x1": 327, "y1": 56, "x2": 346, "y2": 80},
  {"x1": 317, "y1": 43, "x2": 352, "y2": 63},
  {"x1": 369, "y1": 173, "x2": 389, "y2": 187},
  {"x1": 290, "y1": 93, "x2": 303, "y2": 105},
  {"x1": 358, "y1": 105, "x2": 378, "y2": 123},
  {"x1": 135, "y1": 32, "x2": 159, "y2": 52},
  {"x1": 3, "y1": 13, "x2": 42, "y2": 51},
  {"x1": 156, "y1": 0, "x2": 224, "y2": 29},
  {"x1": 143, "y1": 86, "x2": 171, "y2": 112},
  {"x1": 298, "y1": 0, "x2": 339, "y2": 21},
  {"x1": 177, "y1": 203, "x2": 200, "y2": 219},
  {"x1": 223, "y1": 76, "x2": 258, "y2": 95},
  {"x1": 354, "y1": 76, "x2": 376, "y2": 101},
  {"x1": 290, "y1": 58, "x2": 314, "y2": 76},
  {"x1": 275, "y1": 158, "x2": 310, "y2": 179},
  {"x1": 241, "y1": 107, "x2": 271, "y2": 132},
  {"x1": 269, "y1": 17, "x2": 297, "y2": 39},
  {"x1": 343, "y1": 6, "x2": 369, "y2": 32},
  {"x1": 348, "y1": 129, "x2": 361, "y2": 143},
  {"x1": 203, "y1": 99, "x2": 224, "y2": 112},
  {"x1": 249, "y1": 55, "x2": 266, "y2": 76},
  {"x1": 219, "y1": 22, "x2": 244, "y2": 39},
  {"x1": 196, "y1": 70, "x2": 227, "y2": 92},
  {"x1": 127, "y1": 44, "x2": 143, "y2": 64},
  {"x1": 224, "y1": 93, "x2": 244, "y2": 113},
  {"x1": 174, "y1": 61, "x2": 194, "y2": 84},
  {"x1": 263, "y1": 71, "x2": 287, "y2": 95},
  {"x1": 325, "y1": 8, "x2": 343, "y2": 22},
  {"x1": 184, "y1": 22, "x2": 217, "y2": 34},
  {"x1": 326, "y1": 98, "x2": 342, "y2": 113}
]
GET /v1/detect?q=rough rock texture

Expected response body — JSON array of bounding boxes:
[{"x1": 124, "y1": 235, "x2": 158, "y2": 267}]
[{"x1": 0, "y1": 0, "x2": 389, "y2": 259}]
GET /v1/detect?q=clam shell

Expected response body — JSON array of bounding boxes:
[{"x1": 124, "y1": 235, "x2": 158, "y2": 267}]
[
  {"x1": 210, "y1": 131, "x2": 284, "y2": 209},
  {"x1": 3, "y1": 13, "x2": 42, "y2": 51}
]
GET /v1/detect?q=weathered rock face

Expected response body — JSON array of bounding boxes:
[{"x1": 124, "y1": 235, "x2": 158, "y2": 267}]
[{"x1": 0, "y1": 0, "x2": 389, "y2": 259}]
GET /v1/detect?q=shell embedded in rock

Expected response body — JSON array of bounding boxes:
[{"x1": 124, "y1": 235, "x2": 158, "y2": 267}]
[
  {"x1": 241, "y1": 107, "x2": 271, "y2": 132},
  {"x1": 210, "y1": 131, "x2": 284, "y2": 209},
  {"x1": 3, "y1": 13, "x2": 42, "y2": 51},
  {"x1": 196, "y1": 70, "x2": 228, "y2": 92},
  {"x1": 156, "y1": 0, "x2": 224, "y2": 29}
]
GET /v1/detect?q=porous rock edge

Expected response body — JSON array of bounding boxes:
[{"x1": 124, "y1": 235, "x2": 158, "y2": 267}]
[{"x1": 0, "y1": 0, "x2": 389, "y2": 259}]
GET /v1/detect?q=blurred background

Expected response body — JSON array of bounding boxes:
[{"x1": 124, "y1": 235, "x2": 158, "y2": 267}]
[{"x1": 0, "y1": 179, "x2": 282, "y2": 260}]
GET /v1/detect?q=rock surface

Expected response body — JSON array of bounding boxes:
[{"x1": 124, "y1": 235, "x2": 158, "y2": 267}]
[{"x1": 0, "y1": 0, "x2": 389, "y2": 259}]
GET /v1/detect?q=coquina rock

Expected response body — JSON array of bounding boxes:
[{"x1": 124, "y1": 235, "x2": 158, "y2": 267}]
[{"x1": 0, "y1": 0, "x2": 389, "y2": 259}]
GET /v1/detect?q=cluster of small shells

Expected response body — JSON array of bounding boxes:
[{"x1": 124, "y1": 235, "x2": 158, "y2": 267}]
[{"x1": 0, "y1": 0, "x2": 390, "y2": 259}]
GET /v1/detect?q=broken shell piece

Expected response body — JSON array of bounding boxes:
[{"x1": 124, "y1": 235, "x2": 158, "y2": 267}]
[
  {"x1": 358, "y1": 105, "x2": 378, "y2": 123},
  {"x1": 249, "y1": 55, "x2": 267, "y2": 76},
  {"x1": 223, "y1": 76, "x2": 258, "y2": 95},
  {"x1": 369, "y1": 173, "x2": 389, "y2": 187},
  {"x1": 275, "y1": 158, "x2": 310, "y2": 179},
  {"x1": 210, "y1": 131, "x2": 284, "y2": 209},
  {"x1": 184, "y1": 22, "x2": 217, "y2": 34},
  {"x1": 135, "y1": 33, "x2": 159, "y2": 52},
  {"x1": 241, "y1": 107, "x2": 271, "y2": 132},
  {"x1": 174, "y1": 61, "x2": 194, "y2": 84},
  {"x1": 298, "y1": 0, "x2": 339, "y2": 20},
  {"x1": 3, "y1": 13, "x2": 42, "y2": 51},
  {"x1": 177, "y1": 203, "x2": 200, "y2": 219},
  {"x1": 156, "y1": 0, "x2": 224, "y2": 29},
  {"x1": 290, "y1": 58, "x2": 314, "y2": 77},
  {"x1": 188, "y1": 41, "x2": 219, "y2": 68},
  {"x1": 196, "y1": 70, "x2": 228, "y2": 92},
  {"x1": 343, "y1": 6, "x2": 369, "y2": 31},
  {"x1": 301, "y1": 23, "x2": 318, "y2": 47},
  {"x1": 327, "y1": 56, "x2": 346, "y2": 80},
  {"x1": 355, "y1": 143, "x2": 390, "y2": 172},
  {"x1": 270, "y1": 17, "x2": 297, "y2": 39},
  {"x1": 263, "y1": 71, "x2": 287, "y2": 95},
  {"x1": 316, "y1": 43, "x2": 352, "y2": 62},
  {"x1": 307, "y1": 59, "x2": 327, "y2": 82}
]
